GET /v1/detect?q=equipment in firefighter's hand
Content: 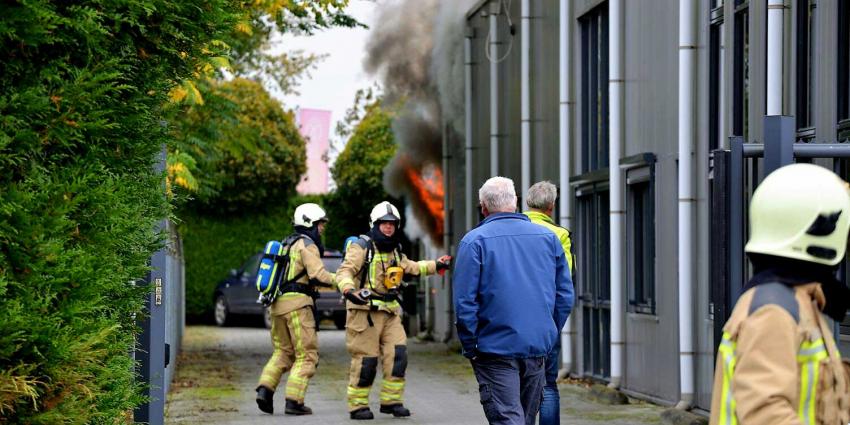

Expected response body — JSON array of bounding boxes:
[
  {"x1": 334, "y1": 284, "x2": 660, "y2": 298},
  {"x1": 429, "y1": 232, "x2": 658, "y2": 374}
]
[{"x1": 344, "y1": 287, "x2": 372, "y2": 305}]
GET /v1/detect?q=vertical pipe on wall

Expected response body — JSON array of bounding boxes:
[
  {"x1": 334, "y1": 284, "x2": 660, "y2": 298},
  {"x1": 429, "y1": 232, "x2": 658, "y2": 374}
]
[
  {"x1": 676, "y1": 0, "x2": 697, "y2": 410},
  {"x1": 767, "y1": 0, "x2": 785, "y2": 115},
  {"x1": 489, "y1": 1, "x2": 500, "y2": 177},
  {"x1": 465, "y1": 31, "x2": 475, "y2": 230},
  {"x1": 608, "y1": 0, "x2": 625, "y2": 390},
  {"x1": 442, "y1": 124, "x2": 454, "y2": 343},
  {"x1": 557, "y1": 0, "x2": 575, "y2": 379},
  {"x1": 521, "y1": 0, "x2": 531, "y2": 201}
]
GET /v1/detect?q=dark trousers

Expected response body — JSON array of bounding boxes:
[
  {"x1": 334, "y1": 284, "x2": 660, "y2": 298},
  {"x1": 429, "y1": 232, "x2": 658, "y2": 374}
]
[
  {"x1": 539, "y1": 339, "x2": 561, "y2": 425},
  {"x1": 471, "y1": 354, "x2": 546, "y2": 425}
]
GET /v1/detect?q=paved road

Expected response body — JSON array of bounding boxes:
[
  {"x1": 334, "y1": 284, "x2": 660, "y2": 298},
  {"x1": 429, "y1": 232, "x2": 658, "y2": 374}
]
[{"x1": 165, "y1": 325, "x2": 665, "y2": 424}]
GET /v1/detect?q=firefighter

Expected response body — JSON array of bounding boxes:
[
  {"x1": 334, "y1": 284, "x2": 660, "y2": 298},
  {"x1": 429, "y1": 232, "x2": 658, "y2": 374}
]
[
  {"x1": 256, "y1": 203, "x2": 336, "y2": 416},
  {"x1": 336, "y1": 201, "x2": 451, "y2": 420},
  {"x1": 709, "y1": 163, "x2": 850, "y2": 425}
]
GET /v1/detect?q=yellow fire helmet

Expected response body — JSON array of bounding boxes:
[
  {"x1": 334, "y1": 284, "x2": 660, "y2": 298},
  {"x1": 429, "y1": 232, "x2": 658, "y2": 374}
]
[
  {"x1": 384, "y1": 266, "x2": 405, "y2": 289},
  {"x1": 745, "y1": 163, "x2": 850, "y2": 266}
]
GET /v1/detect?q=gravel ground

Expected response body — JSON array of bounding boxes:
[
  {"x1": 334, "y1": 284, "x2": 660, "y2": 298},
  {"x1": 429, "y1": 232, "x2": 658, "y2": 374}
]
[{"x1": 165, "y1": 324, "x2": 665, "y2": 425}]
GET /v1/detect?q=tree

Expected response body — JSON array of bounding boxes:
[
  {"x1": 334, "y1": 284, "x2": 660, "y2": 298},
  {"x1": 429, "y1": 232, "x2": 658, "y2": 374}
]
[
  {"x1": 325, "y1": 101, "x2": 398, "y2": 248},
  {"x1": 0, "y1": 0, "x2": 240, "y2": 421},
  {"x1": 170, "y1": 78, "x2": 306, "y2": 213}
]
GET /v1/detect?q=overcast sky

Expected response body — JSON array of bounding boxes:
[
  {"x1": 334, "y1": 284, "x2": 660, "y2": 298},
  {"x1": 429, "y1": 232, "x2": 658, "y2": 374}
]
[{"x1": 269, "y1": 1, "x2": 377, "y2": 148}]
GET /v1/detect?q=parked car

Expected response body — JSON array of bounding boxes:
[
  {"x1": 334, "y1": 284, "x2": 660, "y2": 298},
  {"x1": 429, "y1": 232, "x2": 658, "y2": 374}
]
[{"x1": 213, "y1": 249, "x2": 346, "y2": 329}]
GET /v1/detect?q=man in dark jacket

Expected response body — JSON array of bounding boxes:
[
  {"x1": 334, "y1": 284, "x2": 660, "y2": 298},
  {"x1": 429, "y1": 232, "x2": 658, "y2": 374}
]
[{"x1": 453, "y1": 176, "x2": 574, "y2": 425}]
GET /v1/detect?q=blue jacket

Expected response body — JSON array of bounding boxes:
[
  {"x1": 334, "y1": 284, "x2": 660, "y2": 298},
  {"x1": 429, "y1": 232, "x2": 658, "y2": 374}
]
[{"x1": 453, "y1": 212, "x2": 574, "y2": 358}]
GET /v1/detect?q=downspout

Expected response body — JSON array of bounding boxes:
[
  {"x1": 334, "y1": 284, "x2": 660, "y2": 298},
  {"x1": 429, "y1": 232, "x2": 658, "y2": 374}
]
[
  {"x1": 675, "y1": 0, "x2": 697, "y2": 410},
  {"x1": 442, "y1": 124, "x2": 454, "y2": 343},
  {"x1": 608, "y1": 0, "x2": 625, "y2": 390},
  {"x1": 465, "y1": 30, "x2": 475, "y2": 231},
  {"x1": 489, "y1": 1, "x2": 501, "y2": 177},
  {"x1": 521, "y1": 0, "x2": 531, "y2": 201},
  {"x1": 766, "y1": 0, "x2": 785, "y2": 115},
  {"x1": 557, "y1": 0, "x2": 575, "y2": 380}
]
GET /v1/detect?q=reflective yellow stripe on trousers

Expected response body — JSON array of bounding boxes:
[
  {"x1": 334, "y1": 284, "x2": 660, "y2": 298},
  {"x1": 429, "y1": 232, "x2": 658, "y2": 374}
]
[{"x1": 718, "y1": 332, "x2": 828, "y2": 425}]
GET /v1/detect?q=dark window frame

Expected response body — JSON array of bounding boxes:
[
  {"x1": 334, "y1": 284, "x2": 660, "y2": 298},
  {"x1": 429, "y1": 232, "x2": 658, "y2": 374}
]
[
  {"x1": 709, "y1": 1, "x2": 725, "y2": 151},
  {"x1": 838, "y1": 0, "x2": 850, "y2": 139},
  {"x1": 579, "y1": 3, "x2": 610, "y2": 173},
  {"x1": 622, "y1": 154, "x2": 657, "y2": 315},
  {"x1": 796, "y1": 0, "x2": 816, "y2": 138},
  {"x1": 733, "y1": 1, "x2": 749, "y2": 139}
]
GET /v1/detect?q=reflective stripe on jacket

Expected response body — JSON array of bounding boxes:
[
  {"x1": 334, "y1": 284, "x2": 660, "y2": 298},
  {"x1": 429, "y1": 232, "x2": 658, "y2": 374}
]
[
  {"x1": 709, "y1": 282, "x2": 850, "y2": 425},
  {"x1": 269, "y1": 238, "x2": 336, "y2": 316},
  {"x1": 336, "y1": 240, "x2": 435, "y2": 315}
]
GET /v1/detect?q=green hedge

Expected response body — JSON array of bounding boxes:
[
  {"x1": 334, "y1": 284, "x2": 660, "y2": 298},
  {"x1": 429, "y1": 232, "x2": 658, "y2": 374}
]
[
  {"x1": 179, "y1": 194, "x2": 340, "y2": 319},
  {"x1": 0, "y1": 1, "x2": 238, "y2": 422}
]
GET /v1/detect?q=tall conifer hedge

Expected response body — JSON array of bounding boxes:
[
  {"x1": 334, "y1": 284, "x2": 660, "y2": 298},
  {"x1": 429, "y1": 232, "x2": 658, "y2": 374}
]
[{"x1": 0, "y1": 2, "x2": 237, "y2": 422}]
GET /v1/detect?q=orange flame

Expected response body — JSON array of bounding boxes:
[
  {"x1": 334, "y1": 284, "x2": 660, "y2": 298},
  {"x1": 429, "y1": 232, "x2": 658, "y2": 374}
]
[{"x1": 404, "y1": 163, "x2": 445, "y2": 238}]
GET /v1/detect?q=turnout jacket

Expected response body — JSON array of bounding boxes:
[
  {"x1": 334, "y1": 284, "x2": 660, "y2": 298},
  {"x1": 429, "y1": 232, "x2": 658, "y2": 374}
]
[
  {"x1": 709, "y1": 282, "x2": 850, "y2": 425},
  {"x1": 270, "y1": 237, "x2": 336, "y2": 317},
  {"x1": 336, "y1": 239, "x2": 436, "y2": 315}
]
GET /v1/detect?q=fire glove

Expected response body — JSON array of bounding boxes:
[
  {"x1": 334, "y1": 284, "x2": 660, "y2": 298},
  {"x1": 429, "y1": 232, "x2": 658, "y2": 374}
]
[
  {"x1": 436, "y1": 255, "x2": 452, "y2": 276},
  {"x1": 344, "y1": 288, "x2": 369, "y2": 305}
]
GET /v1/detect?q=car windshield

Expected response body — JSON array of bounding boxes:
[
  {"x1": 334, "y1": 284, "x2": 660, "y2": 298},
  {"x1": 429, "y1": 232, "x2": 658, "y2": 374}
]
[{"x1": 241, "y1": 254, "x2": 262, "y2": 277}]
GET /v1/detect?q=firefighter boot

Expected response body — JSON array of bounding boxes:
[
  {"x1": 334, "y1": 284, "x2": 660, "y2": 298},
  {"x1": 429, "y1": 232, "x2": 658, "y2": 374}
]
[
  {"x1": 380, "y1": 404, "x2": 411, "y2": 417},
  {"x1": 285, "y1": 399, "x2": 313, "y2": 415},
  {"x1": 256, "y1": 386, "x2": 274, "y2": 414},
  {"x1": 350, "y1": 407, "x2": 375, "y2": 420}
]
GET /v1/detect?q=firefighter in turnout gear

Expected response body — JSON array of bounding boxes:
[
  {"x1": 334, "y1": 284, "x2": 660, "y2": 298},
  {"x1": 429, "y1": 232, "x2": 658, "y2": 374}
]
[
  {"x1": 336, "y1": 201, "x2": 451, "y2": 420},
  {"x1": 709, "y1": 164, "x2": 850, "y2": 425},
  {"x1": 256, "y1": 203, "x2": 336, "y2": 416}
]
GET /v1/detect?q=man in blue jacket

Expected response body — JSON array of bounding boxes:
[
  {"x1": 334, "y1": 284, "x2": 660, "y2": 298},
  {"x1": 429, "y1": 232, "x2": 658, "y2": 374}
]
[{"x1": 453, "y1": 176, "x2": 574, "y2": 425}]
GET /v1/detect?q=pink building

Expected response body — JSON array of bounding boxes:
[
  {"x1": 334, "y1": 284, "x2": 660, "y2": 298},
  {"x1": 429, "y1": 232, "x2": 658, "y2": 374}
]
[{"x1": 295, "y1": 108, "x2": 332, "y2": 195}]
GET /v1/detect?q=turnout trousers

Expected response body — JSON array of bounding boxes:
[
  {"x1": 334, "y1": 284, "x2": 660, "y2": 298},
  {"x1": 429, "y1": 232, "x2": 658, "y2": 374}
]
[
  {"x1": 257, "y1": 305, "x2": 318, "y2": 403},
  {"x1": 345, "y1": 309, "x2": 408, "y2": 412}
]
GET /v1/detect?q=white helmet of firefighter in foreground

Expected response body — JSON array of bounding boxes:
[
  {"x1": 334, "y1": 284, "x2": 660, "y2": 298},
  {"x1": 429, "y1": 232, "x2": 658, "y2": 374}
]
[
  {"x1": 745, "y1": 163, "x2": 850, "y2": 266},
  {"x1": 293, "y1": 203, "x2": 328, "y2": 228},
  {"x1": 369, "y1": 201, "x2": 401, "y2": 227}
]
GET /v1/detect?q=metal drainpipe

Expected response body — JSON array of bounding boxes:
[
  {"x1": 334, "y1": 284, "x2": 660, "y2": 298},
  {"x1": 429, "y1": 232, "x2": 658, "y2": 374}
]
[
  {"x1": 767, "y1": 0, "x2": 785, "y2": 115},
  {"x1": 489, "y1": 1, "x2": 500, "y2": 177},
  {"x1": 608, "y1": 0, "x2": 625, "y2": 390},
  {"x1": 465, "y1": 30, "x2": 475, "y2": 231},
  {"x1": 675, "y1": 0, "x2": 697, "y2": 410},
  {"x1": 557, "y1": 0, "x2": 575, "y2": 380},
  {"x1": 442, "y1": 124, "x2": 454, "y2": 343},
  {"x1": 521, "y1": 0, "x2": 531, "y2": 201}
]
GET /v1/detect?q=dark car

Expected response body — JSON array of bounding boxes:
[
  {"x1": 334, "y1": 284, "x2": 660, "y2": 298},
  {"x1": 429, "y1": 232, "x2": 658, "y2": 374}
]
[{"x1": 213, "y1": 249, "x2": 346, "y2": 329}]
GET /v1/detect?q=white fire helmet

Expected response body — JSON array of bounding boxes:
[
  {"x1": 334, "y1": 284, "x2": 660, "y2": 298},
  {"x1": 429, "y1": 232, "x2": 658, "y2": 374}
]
[
  {"x1": 369, "y1": 201, "x2": 401, "y2": 228},
  {"x1": 745, "y1": 163, "x2": 850, "y2": 266},
  {"x1": 293, "y1": 203, "x2": 328, "y2": 228}
]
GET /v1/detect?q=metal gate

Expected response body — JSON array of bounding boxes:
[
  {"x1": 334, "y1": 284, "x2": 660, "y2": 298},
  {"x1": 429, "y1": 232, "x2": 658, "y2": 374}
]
[{"x1": 710, "y1": 116, "x2": 850, "y2": 351}]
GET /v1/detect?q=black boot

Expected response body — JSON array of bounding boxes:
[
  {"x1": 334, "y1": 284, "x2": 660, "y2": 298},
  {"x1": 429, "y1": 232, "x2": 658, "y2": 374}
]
[
  {"x1": 350, "y1": 407, "x2": 375, "y2": 420},
  {"x1": 380, "y1": 404, "x2": 411, "y2": 417},
  {"x1": 285, "y1": 399, "x2": 313, "y2": 415},
  {"x1": 255, "y1": 386, "x2": 274, "y2": 414}
]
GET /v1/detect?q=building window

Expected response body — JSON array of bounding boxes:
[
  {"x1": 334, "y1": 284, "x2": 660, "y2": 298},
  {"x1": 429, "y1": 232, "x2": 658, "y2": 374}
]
[
  {"x1": 709, "y1": 1, "x2": 726, "y2": 151},
  {"x1": 733, "y1": 1, "x2": 749, "y2": 139},
  {"x1": 796, "y1": 0, "x2": 816, "y2": 138},
  {"x1": 575, "y1": 180, "x2": 611, "y2": 378},
  {"x1": 623, "y1": 155, "x2": 656, "y2": 315},
  {"x1": 580, "y1": 3, "x2": 609, "y2": 173},
  {"x1": 838, "y1": 1, "x2": 850, "y2": 139}
]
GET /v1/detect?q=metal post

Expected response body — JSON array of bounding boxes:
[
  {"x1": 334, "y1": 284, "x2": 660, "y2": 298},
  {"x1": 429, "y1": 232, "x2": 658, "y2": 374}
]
[
  {"x1": 135, "y1": 149, "x2": 168, "y2": 425},
  {"x1": 763, "y1": 115, "x2": 795, "y2": 175},
  {"x1": 710, "y1": 149, "x2": 731, "y2": 353},
  {"x1": 729, "y1": 136, "x2": 745, "y2": 303}
]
